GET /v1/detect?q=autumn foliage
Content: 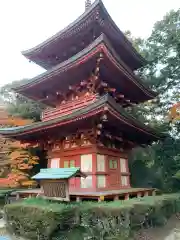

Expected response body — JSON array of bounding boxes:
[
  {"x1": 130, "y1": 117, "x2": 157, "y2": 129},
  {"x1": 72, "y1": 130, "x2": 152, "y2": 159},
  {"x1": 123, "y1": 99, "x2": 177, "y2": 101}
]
[
  {"x1": 0, "y1": 141, "x2": 39, "y2": 188},
  {"x1": 0, "y1": 107, "x2": 39, "y2": 188},
  {"x1": 5, "y1": 141, "x2": 39, "y2": 187}
]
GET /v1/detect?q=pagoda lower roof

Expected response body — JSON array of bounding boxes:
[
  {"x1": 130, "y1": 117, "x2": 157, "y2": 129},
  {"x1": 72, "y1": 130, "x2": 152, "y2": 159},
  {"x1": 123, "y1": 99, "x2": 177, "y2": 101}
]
[
  {"x1": 15, "y1": 34, "x2": 156, "y2": 105},
  {"x1": 22, "y1": 0, "x2": 145, "y2": 70},
  {"x1": 0, "y1": 95, "x2": 164, "y2": 144}
]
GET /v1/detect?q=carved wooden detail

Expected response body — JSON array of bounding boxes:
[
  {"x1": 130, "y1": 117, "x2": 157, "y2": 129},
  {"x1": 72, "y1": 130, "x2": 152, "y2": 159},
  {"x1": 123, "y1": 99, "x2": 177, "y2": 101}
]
[
  {"x1": 43, "y1": 129, "x2": 96, "y2": 152},
  {"x1": 41, "y1": 123, "x2": 136, "y2": 152},
  {"x1": 41, "y1": 52, "x2": 134, "y2": 120},
  {"x1": 51, "y1": 77, "x2": 133, "y2": 107}
]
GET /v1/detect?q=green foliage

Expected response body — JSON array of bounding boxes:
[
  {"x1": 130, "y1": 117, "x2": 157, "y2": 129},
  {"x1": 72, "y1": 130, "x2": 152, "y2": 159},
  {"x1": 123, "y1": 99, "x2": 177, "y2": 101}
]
[
  {"x1": 5, "y1": 199, "x2": 77, "y2": 240},
  {"x1": 0, "y1": 79, "x2": 45, "y2": 121},
  {"x1": 4, "y1": 194, "x2": 180, "y2": 240},
  {"x1": 130, "y1": 137, "x2": 180, "y2": 192},
  {"x1": 128, "y1": 8, "x2": 180, "y2": 192},
  {"x1": 141, "y1": 9, "x2": 180, "y2": 122}
]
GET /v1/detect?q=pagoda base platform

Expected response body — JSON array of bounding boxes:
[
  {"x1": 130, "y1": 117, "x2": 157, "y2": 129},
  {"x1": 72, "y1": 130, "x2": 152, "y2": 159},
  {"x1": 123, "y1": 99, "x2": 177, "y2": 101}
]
[
  {"x1": 70, "y1": 188, "x2": 156, "y2": 201},
  {"x1": 9, "y1": 188, "x2": 156, "y2": 203}
]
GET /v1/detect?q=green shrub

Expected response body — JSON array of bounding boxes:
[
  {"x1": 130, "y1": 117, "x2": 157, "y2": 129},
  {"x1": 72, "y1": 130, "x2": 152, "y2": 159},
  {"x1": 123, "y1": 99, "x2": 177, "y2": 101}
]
[
  {"x1": 5, "y1": 199, "x2": 78, "y2": 240},
  {"x1": 4, "y1": 194, "x2": 180, "y2": 240}
]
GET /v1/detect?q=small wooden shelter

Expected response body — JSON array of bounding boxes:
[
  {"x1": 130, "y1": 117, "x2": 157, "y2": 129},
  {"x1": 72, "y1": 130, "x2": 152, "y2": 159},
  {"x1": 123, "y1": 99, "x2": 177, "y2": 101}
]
[{"x1": 32, "y1": 168, "x2": 86, "y2": 201}]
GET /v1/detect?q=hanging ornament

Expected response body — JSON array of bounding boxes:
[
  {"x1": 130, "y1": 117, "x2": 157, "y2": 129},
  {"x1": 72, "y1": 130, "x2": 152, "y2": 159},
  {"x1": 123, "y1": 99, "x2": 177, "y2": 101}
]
[
  {"x1": 85, "y1": 0, "x2": 92, "y2": 11},
  {"x1": 101, "y1": 114, "x2": 108, "y2": 122},
  {"x1": 97, "y1": 123, "x2": 103, "y2": 129},
  {"x1": 96, "y1": 130, "x2": 101, "y2": 135}
]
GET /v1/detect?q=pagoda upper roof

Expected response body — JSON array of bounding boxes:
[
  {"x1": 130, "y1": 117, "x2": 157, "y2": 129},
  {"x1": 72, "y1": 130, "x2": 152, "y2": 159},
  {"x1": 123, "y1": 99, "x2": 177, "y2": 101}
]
[
  {"x1": 0, "y1": 95, "x2": 164, "y2": 145},
  {"x1": 14, "y1": 34, "x2": 156, "y2": 105},
  {"x1": 22, "y1": 0, "x2": 146, "y2": 70}
]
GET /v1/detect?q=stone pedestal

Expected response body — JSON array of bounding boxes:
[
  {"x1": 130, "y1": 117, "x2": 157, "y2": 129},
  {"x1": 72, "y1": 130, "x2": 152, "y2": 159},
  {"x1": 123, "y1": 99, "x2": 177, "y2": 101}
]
[{"x1": 125, "y1": 194, "x2": 129, "y2": 200}]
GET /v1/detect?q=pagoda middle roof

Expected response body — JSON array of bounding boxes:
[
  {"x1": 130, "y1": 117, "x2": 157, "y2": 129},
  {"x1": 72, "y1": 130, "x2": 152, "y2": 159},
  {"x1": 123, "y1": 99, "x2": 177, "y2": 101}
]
[
  {"x1": 22, "y1": 0, "x2": 145, "y2": 70},
  {"x1": 14, "y1": 34, "x2": 156, "y2": 104},
  {"x1": 0, "y1": 95, "x2": 164, "y2": 145}
]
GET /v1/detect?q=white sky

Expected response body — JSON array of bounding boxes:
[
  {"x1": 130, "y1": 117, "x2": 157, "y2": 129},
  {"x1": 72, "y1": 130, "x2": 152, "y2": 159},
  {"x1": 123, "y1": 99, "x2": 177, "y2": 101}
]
[{"x1": 0, "y1": 0, "x2": 179, "y2": 87}]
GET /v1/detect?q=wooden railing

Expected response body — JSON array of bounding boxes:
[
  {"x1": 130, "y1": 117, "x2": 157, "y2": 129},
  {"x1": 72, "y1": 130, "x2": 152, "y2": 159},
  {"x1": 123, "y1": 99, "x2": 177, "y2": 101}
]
[{"x1": 41, "y1": 94, "x2": 97, "y2": 121}]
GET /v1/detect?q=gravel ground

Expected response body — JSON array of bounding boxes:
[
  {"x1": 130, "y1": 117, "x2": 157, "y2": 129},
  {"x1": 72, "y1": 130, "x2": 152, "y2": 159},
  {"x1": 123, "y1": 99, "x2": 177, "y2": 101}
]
[{"x1": 135, "y1": 215, "x2": 180, "y2": 240}]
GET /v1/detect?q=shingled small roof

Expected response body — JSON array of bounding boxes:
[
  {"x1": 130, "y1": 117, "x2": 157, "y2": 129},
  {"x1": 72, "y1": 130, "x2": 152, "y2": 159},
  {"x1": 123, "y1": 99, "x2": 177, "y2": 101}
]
[{"x1": 32, "y1": 168, "x2": 86, "y2": 180}]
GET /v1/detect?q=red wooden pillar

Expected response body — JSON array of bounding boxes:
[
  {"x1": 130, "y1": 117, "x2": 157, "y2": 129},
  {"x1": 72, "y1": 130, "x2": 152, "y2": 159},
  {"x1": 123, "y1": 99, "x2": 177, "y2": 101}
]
[
  {"x1": 75, "y1": 155, "x2": 81, "y2": 190},
  {"x1": 60, "y1": 157, "x2": 64, "y2": 168},
  {"x1": 105, "y1": 155, "x2": 109, "y2": 189},
  {"x1": 125, "y1": 157, "x2": 131, "y2": 188},
  {"x1": 92, "y1": 153, "x2": 97, "y2": 189},
  {"x1": 47, "y1": 159, "x2": 50, "y2": 168}
]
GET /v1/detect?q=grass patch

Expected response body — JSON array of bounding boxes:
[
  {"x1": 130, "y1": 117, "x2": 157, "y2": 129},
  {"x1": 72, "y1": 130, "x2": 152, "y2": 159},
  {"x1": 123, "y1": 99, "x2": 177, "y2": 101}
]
[{"x1": 4, "y1": 193, "x2": 180, "y2": 240}]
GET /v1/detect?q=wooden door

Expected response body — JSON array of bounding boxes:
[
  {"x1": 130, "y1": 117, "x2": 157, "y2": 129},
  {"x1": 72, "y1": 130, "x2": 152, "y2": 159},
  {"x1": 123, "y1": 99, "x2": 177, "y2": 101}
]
[{"x1": 108, "y1": 157, "x2": 120, "y2": 189}]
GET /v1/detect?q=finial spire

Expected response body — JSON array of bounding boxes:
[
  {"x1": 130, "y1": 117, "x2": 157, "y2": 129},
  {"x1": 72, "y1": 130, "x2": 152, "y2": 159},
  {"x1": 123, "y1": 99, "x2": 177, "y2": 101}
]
[{"x1": 85, "y1": 0, "x2": 92, "y2": 11}]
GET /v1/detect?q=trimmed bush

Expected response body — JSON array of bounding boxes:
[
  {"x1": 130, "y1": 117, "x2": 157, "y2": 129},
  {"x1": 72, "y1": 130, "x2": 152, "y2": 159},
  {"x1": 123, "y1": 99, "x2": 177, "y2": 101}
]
[
  {"x1": 5, "y1": 199, "x2": 78, "y2": 240},
  {"x1": 4, "y1": 194, "x2": 180, "y2": 240}
]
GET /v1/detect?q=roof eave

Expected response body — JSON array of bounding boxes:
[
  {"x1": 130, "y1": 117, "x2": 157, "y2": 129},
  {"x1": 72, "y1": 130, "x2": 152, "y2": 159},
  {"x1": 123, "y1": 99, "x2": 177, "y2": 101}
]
[
  {"x1": 0, "y1": 95, "x2": 165, "y2": 141},
  {"x1": 98, "y1": 0, "x2": 146, "y2": 68},
  {"x1": 21, "y1": 0, "x2": 145, "y2": 69},
  {"x1": 14, "y1": 34, "x2": 156, "y2": 101}
]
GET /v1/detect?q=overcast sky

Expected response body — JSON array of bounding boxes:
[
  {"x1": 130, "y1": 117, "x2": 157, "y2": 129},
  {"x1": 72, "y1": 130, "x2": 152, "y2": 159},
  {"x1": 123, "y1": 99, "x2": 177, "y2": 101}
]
[{"x1": 0, "y1": 0, "x2": 179, "y2": 87}]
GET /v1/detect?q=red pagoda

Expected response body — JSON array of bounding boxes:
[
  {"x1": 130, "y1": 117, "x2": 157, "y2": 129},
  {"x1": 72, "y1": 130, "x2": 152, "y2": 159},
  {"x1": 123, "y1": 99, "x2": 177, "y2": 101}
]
[{"x1": 0, "y1": 0, "x2": 163, "y2": 201}]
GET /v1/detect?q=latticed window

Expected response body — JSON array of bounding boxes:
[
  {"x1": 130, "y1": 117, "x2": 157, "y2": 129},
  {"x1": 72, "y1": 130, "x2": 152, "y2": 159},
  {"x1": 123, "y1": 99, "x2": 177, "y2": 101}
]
[
  {"x1": 109, "y1": 160, "x2": 117, "y2": 169},
  {"x1": 97, "y1": 175, "x2": 106, "y2": 188},
  {"x1": 50, "y1": 158, "x2": 60, "y2": 168},
  {"x1": 64, "y1": 160, "x2": 75, "y2": 168},
  {"x1": 81, "y1": 175, "x2": 92, "y2": 188},
  {"x1": 97, "y1": 155, "x2": 105, "y2": 171},
  {"x1": 70, "y1": 160, "x2": 75, "y2": 167},
  {"x1": 81, "y1": 154, "x2": 92, "y2": 172},
  {"x1": 64, "y1": 161, "x2": 68, "y2": 168},
  {"x1": 120, "y1": 158, "x2": 127, "y2": 172},
  {"x1": 121, "y1": 176, "x2": 128, "y2": 187}
]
